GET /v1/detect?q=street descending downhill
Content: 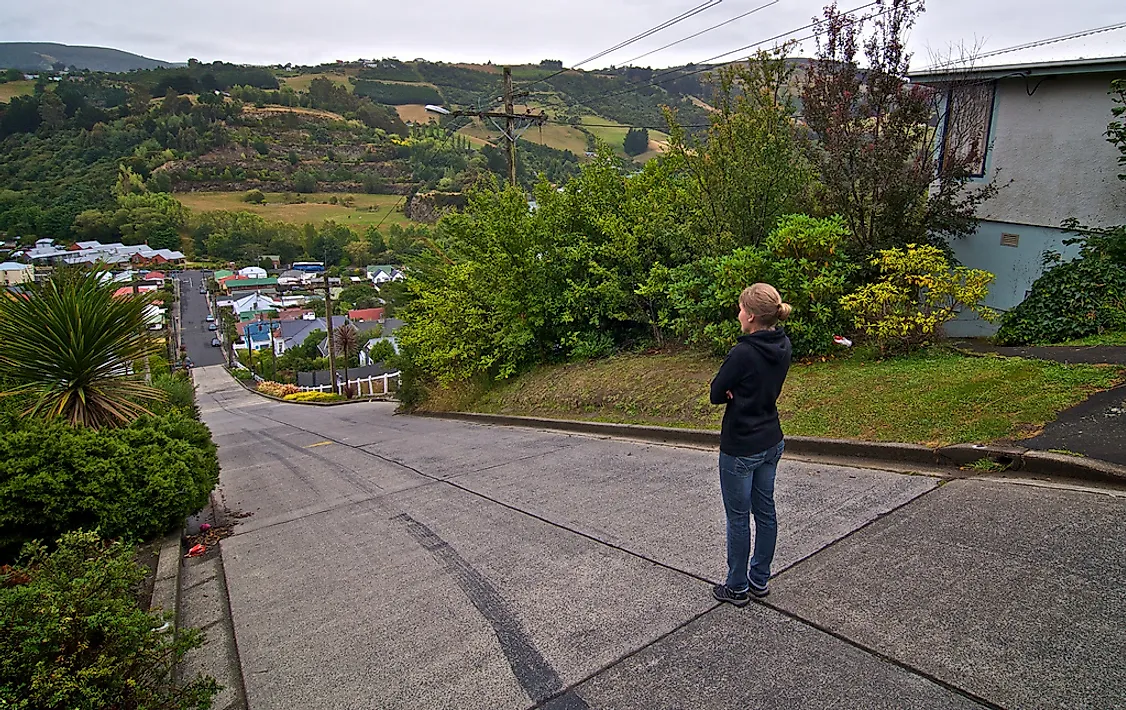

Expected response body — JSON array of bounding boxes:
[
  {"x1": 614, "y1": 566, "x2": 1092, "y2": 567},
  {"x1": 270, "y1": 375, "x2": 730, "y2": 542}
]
[{"x1": 191, "y1": 364, "x2": 1126, "y2": 710}]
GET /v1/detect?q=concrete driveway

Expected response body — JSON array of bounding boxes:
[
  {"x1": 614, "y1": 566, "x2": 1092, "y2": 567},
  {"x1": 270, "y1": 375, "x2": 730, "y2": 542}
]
[{"x1": 193, "y1": 365, "x2": 1126, "y2": 710}]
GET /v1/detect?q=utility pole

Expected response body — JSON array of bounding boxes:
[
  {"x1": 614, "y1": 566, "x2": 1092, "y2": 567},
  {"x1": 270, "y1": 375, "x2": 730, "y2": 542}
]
[
  {"x1": 323, "y1": 269, "x2": 338, "y2": 395},
  {"x1": 504, "y1": 67, "x2": 517, "y2": 187},
  {"x1": 427, "y1": 67, "x2": 545, "y2": 187}
]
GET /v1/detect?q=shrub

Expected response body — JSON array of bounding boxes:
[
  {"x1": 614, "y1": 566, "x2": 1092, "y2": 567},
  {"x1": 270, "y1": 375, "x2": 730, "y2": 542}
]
[
  {"x1": 292, "y1": 171, "x2": 317, "y2": 194},
  {"x1": 151, "y1": 372, "x2": 197, "y2": 417},
  {"x1": 996, "y1": 228, "x2": 1126, "y2": 345},
  {"x1": 0, "y1": 530, "x2": 219, "y2": 709},
  {"x1": 229, "y1": 367, "x2": 255, "y2": 381},
  {"x1": 283, "y1": 391, "x2": 345, "y2": 403},
  {"x1": 243, "y1": 189, "x2": 266, "y2": 204},
  {"x1": 256, "y1": 381, "x2": 300, "y2": 397},
  {"x1": 840, "y1": 244, "x2": 996, "y2": 354},
  {"x1": 645, "y1": 214, "x2": 858, "y2": 357},
  {"x1": 0, "y1": 413, "x2": 219, "y2": 558}
]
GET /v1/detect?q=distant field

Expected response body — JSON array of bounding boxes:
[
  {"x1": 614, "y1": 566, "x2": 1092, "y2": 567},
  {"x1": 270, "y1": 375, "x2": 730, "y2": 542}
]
[
  {"x1": 176, "y1": 191, "x2": 412, "y2": 230},
  {"x1": 395, "y1": 104, "x2": 436, "y2": 124},
  {"x1": 281, "y1": 73, "x2": 353, "y2": 93},
  {"x1": 459, "y1": 119, "x2": 588, "y2": 157},
  {"x1": 458, "y1": 122, "x2": 498, "y2": 146},
  {"x1": 523, "y1": 124, "x2": 589, "y2": 156},
  {"x1": 459, "y1": 114, "x2": 669, "y2": 161},
  {"x1": 580, "y1": 116, "x2": 670, "y2": 159},
  {"x1": 246, "y1": 105, "x2": 352, "y2": 122},
  {"x1": 0, "y1": 80, "x2": 34, "y2": 103},
  {"x1": 453, "y1": 63, "x2": 501, "y2": 74}
]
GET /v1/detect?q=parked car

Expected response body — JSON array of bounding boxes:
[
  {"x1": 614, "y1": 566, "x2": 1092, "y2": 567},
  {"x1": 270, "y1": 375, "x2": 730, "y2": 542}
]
[
  {"x1": 211, "y1": 338, "x2": 221, "y2": 347},
  {"x1": 200, "y1": 288, "x2": 207, "y2": 295},
  {"x1": 205, "y1": 314, "x2": 215, "y2": 322},
  {"x1": 208, "y1": 323, "x2": 217, "y2": 331}
]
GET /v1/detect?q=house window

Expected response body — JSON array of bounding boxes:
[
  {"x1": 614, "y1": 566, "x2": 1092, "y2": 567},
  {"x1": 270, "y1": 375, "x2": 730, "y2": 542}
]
[
  {"x1": 940, "y1": 81, "x2": 996, "y2": 178},
  {"x1": 1000, "y1": 233, "x2": 1020, "y2": 248}
]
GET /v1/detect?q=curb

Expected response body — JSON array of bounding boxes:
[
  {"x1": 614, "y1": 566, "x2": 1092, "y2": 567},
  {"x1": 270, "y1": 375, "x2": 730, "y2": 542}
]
[
  {"x1": 151, "y1": 530, "x2": 182, "y2": 631},
  {"x1": 413, "y1": 410, "x2": 1126, "y2": 486}
]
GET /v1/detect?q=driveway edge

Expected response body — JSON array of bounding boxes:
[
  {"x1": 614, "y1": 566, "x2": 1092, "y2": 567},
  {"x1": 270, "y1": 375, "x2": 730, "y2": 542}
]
[{"x1": 413, "y1": 410, "x2": 1126, "y2": 486}]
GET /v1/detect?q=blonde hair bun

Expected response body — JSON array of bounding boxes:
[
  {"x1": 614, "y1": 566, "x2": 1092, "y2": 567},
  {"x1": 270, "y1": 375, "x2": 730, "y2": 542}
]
[
  {"x1": 739, "y1": 283, "x2": 792, "y2": 328},
  {"x1": 777, "y1": 302, "x2": 793, "y2": 322}
]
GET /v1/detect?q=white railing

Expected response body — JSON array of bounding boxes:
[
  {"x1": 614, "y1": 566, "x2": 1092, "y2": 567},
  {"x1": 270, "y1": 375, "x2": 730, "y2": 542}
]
[{"x1": 298, "y1": 372, "x2": 401, "y2": 397}]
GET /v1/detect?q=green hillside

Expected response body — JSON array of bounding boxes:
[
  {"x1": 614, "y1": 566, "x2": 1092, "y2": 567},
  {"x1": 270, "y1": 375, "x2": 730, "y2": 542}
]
[{"x1": 0, "y1": 42, "x2": 177, "y2": 72}]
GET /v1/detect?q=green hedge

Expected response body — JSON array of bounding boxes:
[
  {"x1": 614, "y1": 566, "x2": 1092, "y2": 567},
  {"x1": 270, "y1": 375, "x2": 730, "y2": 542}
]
[
  {"x1": 0, "y1": 413, "x2": 219, "y2": 559},
  {"x1": 1, "y1": 530, "x2": 219, "y2": 709}
]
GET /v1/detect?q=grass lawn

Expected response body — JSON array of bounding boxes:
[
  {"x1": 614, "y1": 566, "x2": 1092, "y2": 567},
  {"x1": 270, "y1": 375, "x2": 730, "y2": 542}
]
[
  {"x1": 0, "y1": 80, "x2": 34, "y2": 103},
  {"x1": 442, "y1": 348, "x2": 1124, "y2": 447},
  {"x1": 175, "y1": 191, "x2": 413, "y2": 230},
  {"x1": 1056, "y1": 332, "x2": 1126, "y2": 346}
]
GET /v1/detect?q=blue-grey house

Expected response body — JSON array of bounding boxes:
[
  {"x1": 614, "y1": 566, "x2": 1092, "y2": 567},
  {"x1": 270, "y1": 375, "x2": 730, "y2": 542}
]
[{"x1": 910, "y1": 50, "x2": 1126, "y2": 336}]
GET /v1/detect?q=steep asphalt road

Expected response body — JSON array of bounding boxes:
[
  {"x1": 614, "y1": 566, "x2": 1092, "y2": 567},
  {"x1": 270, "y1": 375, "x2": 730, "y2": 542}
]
[{"x1": 192, "y1": 365, "x2": 1126, "y2": 710}]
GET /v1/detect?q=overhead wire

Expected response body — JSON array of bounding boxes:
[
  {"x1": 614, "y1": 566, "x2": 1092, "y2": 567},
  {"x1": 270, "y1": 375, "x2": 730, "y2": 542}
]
[
  {"x1": 619, "y1": 0, "x2": 782, "y2": 67},
  {"x1": 915, "y1": 20, "x2": 1126, "y2": 75},
  {"x1": 527, "y1": 0, "x2": 726, "y2": 88},
  {"x1": 564, "y1": 0, "x2": 898, "y2": 107}
]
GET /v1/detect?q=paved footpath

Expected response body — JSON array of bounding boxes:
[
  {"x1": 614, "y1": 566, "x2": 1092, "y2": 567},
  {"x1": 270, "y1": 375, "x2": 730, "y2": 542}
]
[{"x1": 193, "y1": 365, "x2": 1126, "y2": 710}]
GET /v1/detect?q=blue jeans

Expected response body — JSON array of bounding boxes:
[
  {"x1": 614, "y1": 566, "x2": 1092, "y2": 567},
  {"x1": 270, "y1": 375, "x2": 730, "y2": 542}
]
[{"x1": 719, "y1": 441, "x2": 784, "y2": 592}]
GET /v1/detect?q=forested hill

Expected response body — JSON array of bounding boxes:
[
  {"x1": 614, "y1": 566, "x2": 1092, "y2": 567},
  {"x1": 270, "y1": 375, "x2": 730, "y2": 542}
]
[
  {"x1": 0, "y1": 43, "x2": 177, "y2": 72},
  {"x1": 0, "y1": 53, "x2": 795, "y2": 246}
]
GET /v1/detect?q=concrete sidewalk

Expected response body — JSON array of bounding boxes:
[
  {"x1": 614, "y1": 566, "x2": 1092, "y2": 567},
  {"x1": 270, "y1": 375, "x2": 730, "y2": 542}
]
[{"x1": 193, "y1": 366, "x2": 1126, "y2": 710}]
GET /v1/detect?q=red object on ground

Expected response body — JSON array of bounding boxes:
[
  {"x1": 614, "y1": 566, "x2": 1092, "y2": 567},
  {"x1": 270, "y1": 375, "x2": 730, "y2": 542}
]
[
  {"x1": 199, "y1": 523, "x2": 212, "y2": 532},
  {"x1": 186, "y1": 544, "x2": 206, "y2": 557}
]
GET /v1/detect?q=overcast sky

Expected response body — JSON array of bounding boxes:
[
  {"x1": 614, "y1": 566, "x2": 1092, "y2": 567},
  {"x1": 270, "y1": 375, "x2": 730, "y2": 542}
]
[{"x1": 3, "y1": 0, "x2": 1124, "y2": 69}]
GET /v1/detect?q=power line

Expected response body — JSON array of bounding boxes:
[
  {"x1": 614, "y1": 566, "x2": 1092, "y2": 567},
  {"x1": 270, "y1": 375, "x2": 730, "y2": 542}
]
[
  {"x1": 619, "y1": 0, "x2": 782, "y2": 67},
  {"x1": 529, "y1": 0, "x2": 725, "y2": 87},
  {"x1": 565, "y1": 0, "x2": 888, "y2": 107},
  {"x1": 916, "y1": 20, "x2": 1126, "y2": 74}
]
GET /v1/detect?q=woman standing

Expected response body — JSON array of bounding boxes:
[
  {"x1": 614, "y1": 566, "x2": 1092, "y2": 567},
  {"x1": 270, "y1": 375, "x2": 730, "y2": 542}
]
[{"x1": 710, "y1": 283, "x2": 793, "y2": 606}]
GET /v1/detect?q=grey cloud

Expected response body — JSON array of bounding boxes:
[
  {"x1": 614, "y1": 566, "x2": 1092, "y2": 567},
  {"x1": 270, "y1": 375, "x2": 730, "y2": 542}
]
[{"x1": 0, "y1": 0, "x2": 1122, "y2": 67}]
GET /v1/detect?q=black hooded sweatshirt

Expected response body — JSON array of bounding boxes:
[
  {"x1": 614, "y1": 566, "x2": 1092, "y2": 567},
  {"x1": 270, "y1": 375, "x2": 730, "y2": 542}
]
[{"x1": 710, "y1": 328, "x2": 792, "y2": 457}]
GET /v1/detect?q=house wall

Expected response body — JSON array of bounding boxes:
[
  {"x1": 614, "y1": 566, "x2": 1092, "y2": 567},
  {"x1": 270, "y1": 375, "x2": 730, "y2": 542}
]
[
  {"x1": 944, "y1": 220, "x2": 1084, "y2": 337},
  {"x1": 943, "y1": 70, "x2": 1124, "y2": 336},
  {"x1": 979, "y1": 72, "x2": 1122, "y2": 228},
  {"x1": 0, "y1": 266, "x2": 33, "y2": 285}
]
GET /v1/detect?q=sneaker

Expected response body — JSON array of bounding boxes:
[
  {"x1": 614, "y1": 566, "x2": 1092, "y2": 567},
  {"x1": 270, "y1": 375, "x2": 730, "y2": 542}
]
[
  {"x1": 712, "y1": 584, "x2": 750, "y2": 607},
  {"x1": 747, "y1": 581, "x2": 770, "y2": 599}
]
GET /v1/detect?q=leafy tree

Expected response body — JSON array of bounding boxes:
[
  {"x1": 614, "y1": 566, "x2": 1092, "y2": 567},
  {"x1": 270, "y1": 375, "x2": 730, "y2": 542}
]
[
  {"x1": 0, "y1": 269, "x2": 164, "y2": 428},
  {"x1": 36, "y1": 91, "x2": 66, "y2": 132},
  {"x1": 623, "y1": 127, "x2": 650, "y2": 156},
  {"x1": 338, "y1": 282, "x2": 380, "y2": 310},
  {"x1": 801, "y1": 0, "x2": 996, "y2": 252},
  {"x1": 244, "y1": 189, "x2": 266, "y2": 204},
  {"x1": 366, "y1": 339, "x2": 396, "y2": 364},
  {"x1": 344, "y1": 237, "x2": 373, "y2": 267},
  {"x1": 666, "y1": 50, "x2": 812, "y2": 249},
  {"x1": 293, "y1": 170, "x2": 317, "y2": 193}
]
